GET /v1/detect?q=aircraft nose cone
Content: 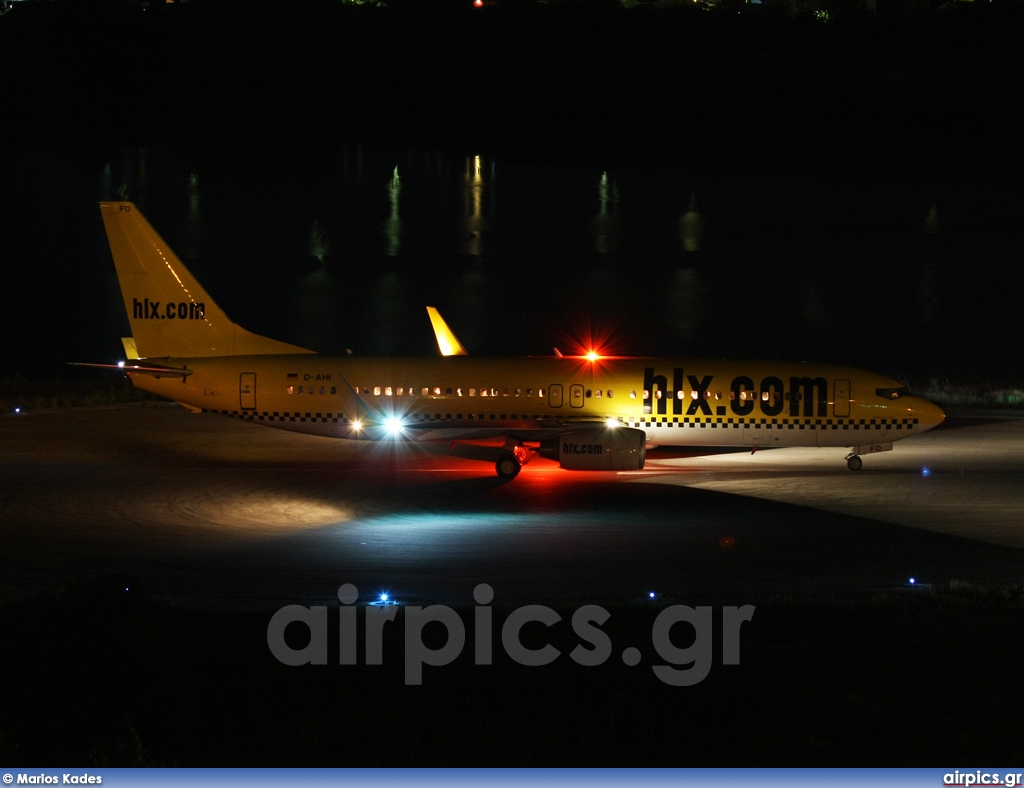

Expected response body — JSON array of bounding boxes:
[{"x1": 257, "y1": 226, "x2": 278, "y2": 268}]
[{"x1": 915, "y1": 398, "x2": 945, "y2": 430}]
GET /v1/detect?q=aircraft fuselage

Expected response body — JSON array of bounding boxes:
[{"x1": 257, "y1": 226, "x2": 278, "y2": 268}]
[{"x1": 131, "y1": 354, "x2": 944, "y2": 450}]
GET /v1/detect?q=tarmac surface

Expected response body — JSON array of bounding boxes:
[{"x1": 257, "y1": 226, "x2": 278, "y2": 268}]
[{"x1": 2, "y1": 404, "x2": 1022, "y2": 609}]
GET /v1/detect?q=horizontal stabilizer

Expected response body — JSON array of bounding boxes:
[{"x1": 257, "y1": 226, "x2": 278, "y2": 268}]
[{"x1": 68, "y1": 362, "x2": 193, "y2": 379}]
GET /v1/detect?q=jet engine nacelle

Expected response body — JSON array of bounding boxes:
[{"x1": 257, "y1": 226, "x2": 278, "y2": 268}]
[{"x1": 545, "y1": 426, "x2": 646, "y2": 471}]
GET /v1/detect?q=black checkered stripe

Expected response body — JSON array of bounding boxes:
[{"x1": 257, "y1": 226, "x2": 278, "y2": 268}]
[
  {"x1": 210, "y1": 410, "x2": 351, "y2": 425},
  {"x1": 409, "y1": 413, "x2": 547, "y2": 422},
  {"x1": 624, "y1": 416, "x2": 920, "y2": 431}
]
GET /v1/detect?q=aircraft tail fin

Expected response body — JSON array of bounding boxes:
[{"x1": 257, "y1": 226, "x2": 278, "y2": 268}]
[{"x1": 100, "y1": 202, "x2": 315, "y2": 359}]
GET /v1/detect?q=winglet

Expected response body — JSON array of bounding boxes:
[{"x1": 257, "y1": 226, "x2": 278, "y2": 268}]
[
  {"x1": 426, "y1": 307, "x2": 468, "y2": 356},
  {"x1": 121, "y1": 337, "x2": 140, "y2": 360}
]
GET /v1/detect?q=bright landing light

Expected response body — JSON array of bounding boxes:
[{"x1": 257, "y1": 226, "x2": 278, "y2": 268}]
[
  {"x1": 371, "y1": 590, "x2": 398, "y2": 606},
  {"x1": 586, "y1": 350, "x2": 601, "y2": 361},
  {"x1": 605, "y1": 417, "x2": 620, "y2": 428},
  {"x1": 384, "y1": 416, "x2": 405, "y2": 436}
]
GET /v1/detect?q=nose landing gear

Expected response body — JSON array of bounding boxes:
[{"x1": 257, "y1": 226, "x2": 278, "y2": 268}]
[{"x1": 845, "y1": 442, "x2": 893, "y2": 470}]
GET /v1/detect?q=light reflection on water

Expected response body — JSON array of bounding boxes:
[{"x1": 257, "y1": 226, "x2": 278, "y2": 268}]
[
  {"x1": 678, "y1": 194, "x2": 704, "y2": 253},
  {"x1": 2, "y1": 144, "x2": 1021, "y2": 379},
  {"x1": 462, "y1": 155, "x2": 487, "y2": 257},
  {"x1": 665, "y1": 268, "x2": 701, "y2": 343},
  {"x1": 384, "y1": 166, "x2": 401, "y2": 257},
  {"x1": 593, "y1": 171, "x2": 619, "y2": 254},
  {"x1": 184, "y1": 169, "x2": 203, "y2": 261}
]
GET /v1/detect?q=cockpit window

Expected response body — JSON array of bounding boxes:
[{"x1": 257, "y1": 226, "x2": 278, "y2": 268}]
[{"x1": 876, "y1": 387, "x2": 912, "y2": 400}]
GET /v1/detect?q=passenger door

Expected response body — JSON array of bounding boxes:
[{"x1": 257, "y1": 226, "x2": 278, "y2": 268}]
[
  {"x1": 240, "y1": 373, "x2": 256, "y2": 410},
  {"x1": 833, "y1": 379, "x2": 851, "y2": 418}
]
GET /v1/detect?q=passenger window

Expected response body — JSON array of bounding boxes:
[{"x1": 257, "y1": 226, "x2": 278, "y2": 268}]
[
  {"x1": 373, "y1": 386, "x2": 381, "y2": 396},
  {"x1": 287, "y1": 386, "x2": 294, "y2": 394},
  {"x1": 385, "y1": 386, "x2": 393, "y2": 396},
  {"x1": 397, "y1": 387, "x2": 404, "y2": 396},
  {"x1": 585, "y1": 389, "x2": 592, "y2": 398},
  {"x1": 421, "y1": 387, "x2": 429, "y2": 396},
  {"x1": 607, "y1": 390, "x2": 613, "y2": 398},
  {"x1": 446, "y1": 388, "x2": 453, "y2": 395},
  {"x1": 320, "y1": 387, "x2": 326, "y2": 395},
  {"x1": 433, "y1": 387, "x2": 442, "y2": 396},
  {"x1": 331, "y1": 386, "x2": 337, "y2": 395},
  {"x1": 470, "y1": 388, "x2": 477, "y2": 397},
  {"x1": 595, "y1": 390, "x2": 602, "y2": 399},
  {"x1": 655, "y1": 391, "x2": 662, "y2": 400},
  {"x1": 526, "y1": 388, "x2": 533, "y2": 396}
]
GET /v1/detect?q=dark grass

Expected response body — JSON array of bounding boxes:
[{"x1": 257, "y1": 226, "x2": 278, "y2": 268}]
[{"x1": 0, "y1": 376, "x2": 155, "y2": 413}]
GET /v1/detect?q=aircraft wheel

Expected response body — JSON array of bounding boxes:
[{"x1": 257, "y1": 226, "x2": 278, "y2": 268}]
[
  {"x1": 847, "y1": 455, "x2": 863, "y2": 471},
  {"x1": 496, "y1": 452, "x2": 522, "y2": 479}
]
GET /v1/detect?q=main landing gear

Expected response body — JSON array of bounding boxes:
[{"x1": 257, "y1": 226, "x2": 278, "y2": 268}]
[
  {"x1": 496, "y1": 452, "x2": 521, "y2": 479},
  {"x1": 495, "y1": 442, "x2": 531, "y2": 479},
  {"x1": 845, "y1": 454, "x2": 863, "y2": 471}
]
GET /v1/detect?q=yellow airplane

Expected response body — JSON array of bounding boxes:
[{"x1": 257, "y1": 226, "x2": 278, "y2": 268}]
[{"x1": 82, "y1": 201, "x2": 945, "y2": 479}]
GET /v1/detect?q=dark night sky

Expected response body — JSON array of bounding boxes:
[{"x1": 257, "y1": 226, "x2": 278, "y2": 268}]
[{"x1": 1, "y1": 0, "x2": 1023, "y2": 382}]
